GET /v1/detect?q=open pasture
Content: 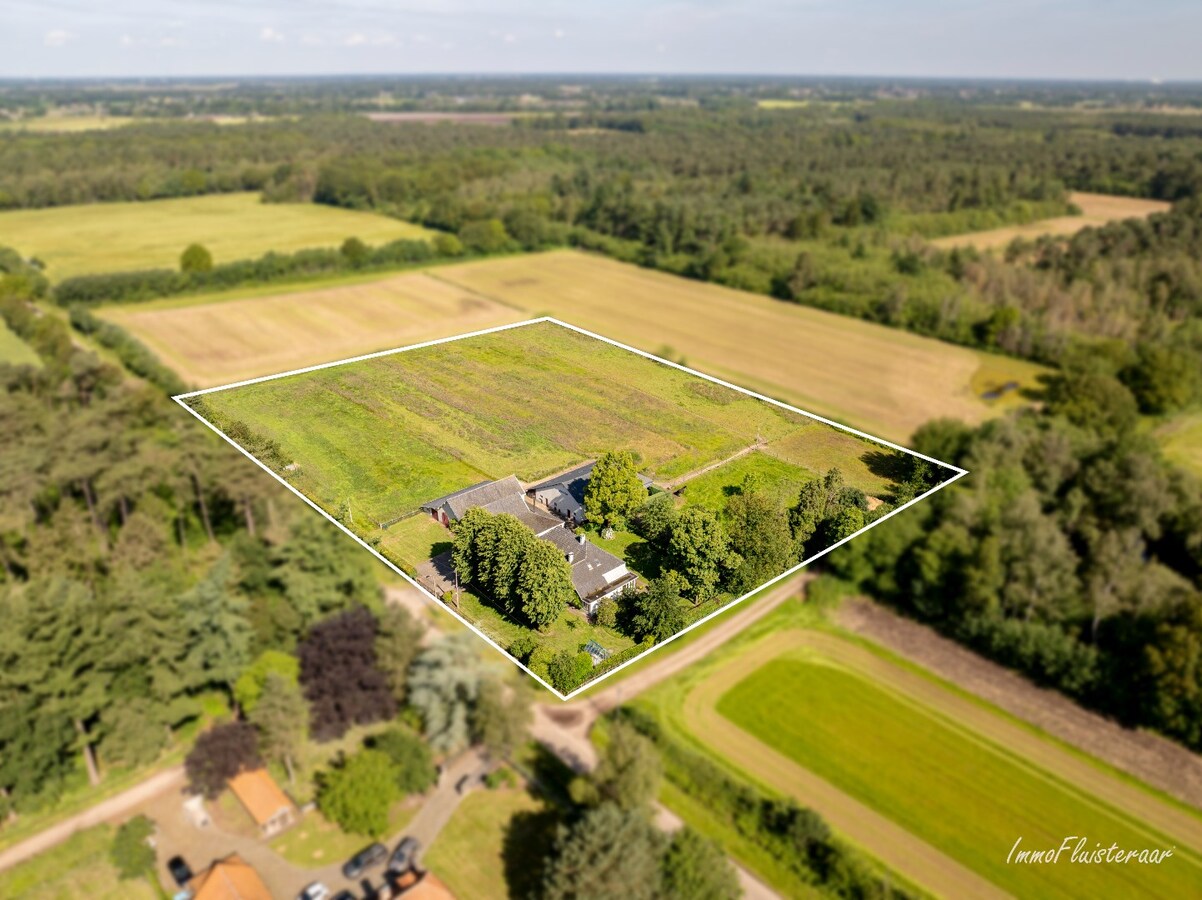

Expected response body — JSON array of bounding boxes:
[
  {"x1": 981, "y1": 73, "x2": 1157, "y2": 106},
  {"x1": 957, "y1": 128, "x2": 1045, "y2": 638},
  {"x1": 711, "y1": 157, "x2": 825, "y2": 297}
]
[
  {"x1": 658, "y1": 625, "x2": 1202, "y2": 900},
  {"x1": 0, "y1": 321, "x2": 40, "y2": 368},
  {"x1": 434, "y1": 250, "x2": 1044, "y2": 442},
  {"x1": 190, "y1": 320, "x2": 850, "y2": 527},
  {"x1": 103, "y1": 271, "x2": 524, "y2": 387},
  {"x1": 0, "y1": 192, "x2": 437, "y2": 281},
  {"x1": 930, "y1": 191, "x2": 1172, "y2": 251}
]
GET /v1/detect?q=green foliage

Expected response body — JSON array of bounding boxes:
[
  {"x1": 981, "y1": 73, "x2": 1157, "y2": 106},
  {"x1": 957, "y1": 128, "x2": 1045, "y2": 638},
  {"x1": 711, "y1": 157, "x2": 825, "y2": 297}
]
[
  {"x1": 185, "y1": 721, "x2": 261, "y2": 799},
  {"x1": 318, "y1": 748, "x2": 400, "y2": 838},
  {"x1": 408, "y1": 633, "x2": 490, "y2": 753},
  {"x1": 584, "y1": 451, "x2": 647, "y2": 528},
  {"x1": 725, "y1": 477, "x2": 797, "y2": 592},
  {"x1": 249, "y1": 672, "x2": 308, "y2": 785},
  {"x1": 627, "y1": 577, "x2": 686, "y2": 643},
  {"x1": 234, "y1": 649, "x2": 300, "y2": 714},
  {"x1": 110, "y1": 815, "x2": 156, "y2": 881},
  {"x1": 542, "y1": 802, "x2": 666, "y2": 900},
  {"x1": 458, "y1": 218, "x2": 514, "y2": 254},
  {"x1": 471, "y1": 679, "x2": 532, "y2": 758},
  {"x1": 667, "y1": 507, "x2": 739, "y2": 602},
  {"x1": 517, "y1": 539, "x2": 574, "y2": 628},
  {"x1": 68, "y1": 305, "x2": 187, "y2": 395},
  {"x1": 368, "y1": 727, "x2": 437, "y2": 795},
  {"x1": 594, "y1": 597, "x2": 618, "y2": 629},
  {"x1": 375, "y1": 605, "x2": 425, "y2": 704},
  {"x1": 633, "y1": 492, "x2": 677, "y2": 543},
  {"x1": 179, "y1": 243, "x2": 213, "y2": 273},
  {"x1": 546, "y1": 650, "x2": 594, "y2": 694},
  {"x1": 662, "y1": 828, "x2": 741, "y2": 900},
  {"x1": 591, "y1": 720, "x2": 662, "y2": 810}
]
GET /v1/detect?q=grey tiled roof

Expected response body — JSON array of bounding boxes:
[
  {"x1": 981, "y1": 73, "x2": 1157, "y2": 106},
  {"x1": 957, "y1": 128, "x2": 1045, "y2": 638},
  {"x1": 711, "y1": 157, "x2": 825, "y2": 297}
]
[
  {"x1": 541, "y1": 527, "x2": 633, "y2": 602},
  {"x1": 528, "y1": 460, "x2": 654, "y2": 505},
  {"x1": 421, "y1": 475, "x2": 526, "y2": 520}
]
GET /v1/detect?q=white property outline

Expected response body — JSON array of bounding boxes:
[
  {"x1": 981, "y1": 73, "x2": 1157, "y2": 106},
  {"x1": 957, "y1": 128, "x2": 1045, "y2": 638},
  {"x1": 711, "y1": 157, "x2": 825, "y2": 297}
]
[{"x1": 174, "y1": 316, "x2": 969, "y2": 701}]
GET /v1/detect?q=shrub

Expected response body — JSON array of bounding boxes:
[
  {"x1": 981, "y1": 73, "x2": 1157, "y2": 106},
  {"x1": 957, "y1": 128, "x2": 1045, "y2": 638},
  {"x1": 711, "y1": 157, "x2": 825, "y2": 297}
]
[
  {"x1": 180, "y1": 243, "x2": 214, "y2": 273},
  {"x1": 110, "y1": 815, "x2": 156, "y2": 880},
  {"x1": 368, "y1": 728, "x2": 437, "y2": 795}
]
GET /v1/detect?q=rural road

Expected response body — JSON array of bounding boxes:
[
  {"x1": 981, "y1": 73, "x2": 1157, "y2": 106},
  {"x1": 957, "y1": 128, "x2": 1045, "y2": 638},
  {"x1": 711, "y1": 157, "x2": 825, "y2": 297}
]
[
  {"x1": 0, "y1": 766, "x2": 186, "y2": 873},
  {"x1": 530, "y1": 575, "x2": 809, "y2": 900}
]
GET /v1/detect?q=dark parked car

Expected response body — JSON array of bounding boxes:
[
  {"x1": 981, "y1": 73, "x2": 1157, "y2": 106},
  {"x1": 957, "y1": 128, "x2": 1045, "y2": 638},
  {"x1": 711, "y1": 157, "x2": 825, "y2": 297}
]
[
  {"x1": 388, "y1": 836, "x2": 421, "y2": 872},
  {"x1": 166, "y1": 855, "x2": 193, "y2": 888},
  {"x1": 332, "y1": 892, "x2": 357, "y2": 900},
  {"x1": 342, "y1": 843, "x2": 387, "y2": 880}
]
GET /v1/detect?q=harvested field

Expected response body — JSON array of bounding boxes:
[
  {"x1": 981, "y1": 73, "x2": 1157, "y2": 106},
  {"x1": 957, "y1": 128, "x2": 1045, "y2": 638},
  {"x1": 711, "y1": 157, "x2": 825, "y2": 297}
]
[
  {"x1": 0, "y1": 192, "x2": 437, "y2": 281},
  {"x1": 188, "y1": 320, "x2": 853, "y2": 525},
  {"x1": 930, "y1": 191, "x2": 1172, "y2": 251},
  {"x1": 103, "y1": 272, "x2": 524, "y2": 388},
  {"x1": 679, "y1": 628, "x2": 1202, "y2": 899},
  {"x1": 365, "y1": 111, "x2": 530, "y2": 125},
  {"x1": 434, "y1": 250, "x2": 1045, "y2": 441}
]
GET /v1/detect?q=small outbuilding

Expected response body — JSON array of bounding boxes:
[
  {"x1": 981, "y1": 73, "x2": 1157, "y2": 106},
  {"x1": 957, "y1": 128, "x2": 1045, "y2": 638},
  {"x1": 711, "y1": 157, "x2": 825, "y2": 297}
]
[
  {"x1": 583, "y1": 640, "x2": 612, "y2": 666},
  {"x1": 190, "y1": 853, "x2": 272, "y2": 900},
  {"x1": 227, "y1": 768, "x2": 296, "y2": 839}
]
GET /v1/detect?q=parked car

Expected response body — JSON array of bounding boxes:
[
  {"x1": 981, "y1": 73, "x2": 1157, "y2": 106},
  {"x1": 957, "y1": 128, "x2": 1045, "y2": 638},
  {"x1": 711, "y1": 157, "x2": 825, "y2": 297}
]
[
  {"x1": 297, "y1": 883, "x2": 331, "y2": 900},
  {"x1": 331, "y1": 892, "x2": 357, "y2": 900},
  {"x1": 388, "y1": 836, "x2": 420, "y2": 872},
  {"x1": 342, "y1": 843, "x2": 387, "y2": 880},
  {"x1": 166, "y1": 855, "x2": 192, "y2": 888}
]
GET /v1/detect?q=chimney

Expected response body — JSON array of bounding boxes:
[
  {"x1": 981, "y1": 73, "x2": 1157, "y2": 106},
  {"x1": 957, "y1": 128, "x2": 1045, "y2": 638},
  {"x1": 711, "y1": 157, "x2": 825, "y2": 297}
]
[
  {"x1": 577, "y1": 534, "x2": 587, "y2": 545},
  {"x1": 567, "y1": 551, "x2": 575, "y2": 563}
]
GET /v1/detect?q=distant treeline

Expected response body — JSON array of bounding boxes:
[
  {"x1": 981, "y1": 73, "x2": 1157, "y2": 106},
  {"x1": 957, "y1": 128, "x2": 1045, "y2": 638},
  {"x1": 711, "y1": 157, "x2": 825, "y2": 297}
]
[{"x1": 54, "y1": 236, "x2": 456, "y2": 306}]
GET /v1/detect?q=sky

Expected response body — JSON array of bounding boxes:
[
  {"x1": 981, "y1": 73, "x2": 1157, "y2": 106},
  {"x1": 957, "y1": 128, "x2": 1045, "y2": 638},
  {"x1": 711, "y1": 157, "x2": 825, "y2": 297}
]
[{"x1": 2, "y1": 0, "x2": 1200, "y2": 81}]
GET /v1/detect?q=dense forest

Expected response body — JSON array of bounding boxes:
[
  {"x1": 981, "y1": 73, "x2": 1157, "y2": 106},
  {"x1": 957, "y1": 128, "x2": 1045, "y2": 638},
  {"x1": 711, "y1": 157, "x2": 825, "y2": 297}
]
[{"x1": 2, "y1": 77, "x2": 1202, "y2": 801}]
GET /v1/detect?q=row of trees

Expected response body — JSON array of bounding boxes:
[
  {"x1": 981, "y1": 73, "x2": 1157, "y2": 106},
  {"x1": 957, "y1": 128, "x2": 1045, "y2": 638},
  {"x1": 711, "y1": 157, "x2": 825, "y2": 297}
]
[
  {"x1": 0, "y1": 249, "x2": 382, "y2": 822},
  {"x1": 451, "y1": 507, "x2": 577, "y2": 628},
  {"x1": 827, "y1": 361, "x2": 1202, "y2": 749}
]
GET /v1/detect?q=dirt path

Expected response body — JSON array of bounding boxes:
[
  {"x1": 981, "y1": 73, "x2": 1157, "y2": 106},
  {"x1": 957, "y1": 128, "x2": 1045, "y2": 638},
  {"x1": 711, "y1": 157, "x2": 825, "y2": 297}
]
[
  {"x1": 0, "y1": 767, "x2": 186, "y2": 873},
  {"x1": 658, "y1": 438, "x2": 768, "y2": 491},
  {"x1": 837, "y1": 598, "x2": 1202, "y2": 815},
  {"x1": 683, "y1": 630, "x2": 1013, "y2": 900}
]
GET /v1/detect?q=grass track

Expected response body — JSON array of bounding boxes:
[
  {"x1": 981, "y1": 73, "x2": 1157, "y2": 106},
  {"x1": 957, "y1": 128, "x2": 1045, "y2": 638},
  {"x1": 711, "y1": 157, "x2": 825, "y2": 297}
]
[
  {"x1": 434, "y1": 250, "x2": 1048, "y2": 441},
  {"x1": 0, "y1": 824, "x2": 158, "y2": 899},
  {"x1": 686, "y1": 629, "x2": 1202, "y2": 899},
  {"x1": 0, "y1": 193, "x2": 437, "y2": 280}
]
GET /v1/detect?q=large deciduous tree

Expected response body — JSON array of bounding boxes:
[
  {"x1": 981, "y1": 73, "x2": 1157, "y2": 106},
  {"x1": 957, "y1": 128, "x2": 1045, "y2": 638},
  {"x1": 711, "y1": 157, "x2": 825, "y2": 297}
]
[
  {"x1": 185, "y1": 721, "x2": 261, "y2": 799},
  {"x1": 248, "y1": 672, "x2": 308, "y2": 786},
  {"x1": 517, "y1": 539, "x2": 574, "y2": 628},
  {"x1": 408, "y1": 633, "x2": 490, "y2": 754},
  {"x1": 661, "y1": 828, "x2": 741, "y2": 900},
  {"x1": 318, "y1": 749, "x2": 399, "y2": 838},
  {"x1": 628, "y1": 577, "x2": 686, "y2": 643},
  {"x1": 298, "y1": 607, "x2": 395, "y2": 741},
  {"x1": 584, "y1": 451, "x2": 646, "y2": 529},
  {"x1": 667, "y1": 507, "x2": 739, "y2": 602},
  {"x1": 374, "y1": 605, "x2": 425, "y2": 704}
]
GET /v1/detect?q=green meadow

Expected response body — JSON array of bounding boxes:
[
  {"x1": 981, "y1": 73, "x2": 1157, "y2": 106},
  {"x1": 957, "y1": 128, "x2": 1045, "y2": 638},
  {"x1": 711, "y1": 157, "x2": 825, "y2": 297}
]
[
  {"x1": 0, "y1": 321, "x2": 40, "y2": 367},
  {"x1": 719, "y1": 655, "x2": 1202, "y2": 900},
  {"x1": 194, "y1": 321, "x2": 868, "y2": 526},
  {"x1": 0, "y1": 192, "x2": 437, "y2": 280}
]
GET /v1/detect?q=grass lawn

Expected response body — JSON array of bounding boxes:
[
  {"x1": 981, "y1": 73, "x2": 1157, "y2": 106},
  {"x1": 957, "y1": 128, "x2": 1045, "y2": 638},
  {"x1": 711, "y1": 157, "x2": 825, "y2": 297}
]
[
  {"x1": 762, "y1": 424, "x2": 899, "y2": 497},
  {"x1": 450, "y1": 585, "x2": 635, "y2": 660},
  {"x1": 679, "y1": 450, "x2": 815, "y2": 512},
  {"x1": 717, "y1": 655, "x2": 1202, "y2": 899},
  {"x1": 270, "y1": 803, "x2": 418, "y2": 868},
  {"x1": 1156, "y1": 410, "x2": 1202, "y2": 478},
  {"x1": 380, "y1": 515, "x2": 454, "y2": 571},
  {"x1": 0, "y1": 320, "x2": 41, "y2": 367},
  {"x1": 425, "y1": 787, "x2": 557, "y2": 900},
  {"x1": 0, "y1": 824, "x2": 159, "y2": 900},
  {"x1": 0, "y1": 193, "x2": 438, "y2": 281}
]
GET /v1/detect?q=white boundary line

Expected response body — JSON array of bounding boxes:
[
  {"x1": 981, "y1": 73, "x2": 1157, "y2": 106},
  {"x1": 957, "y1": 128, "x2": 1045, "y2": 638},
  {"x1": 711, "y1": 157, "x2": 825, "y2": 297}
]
[{"x1": 174, "y1": 317, "x2": 968, "y2": 701}]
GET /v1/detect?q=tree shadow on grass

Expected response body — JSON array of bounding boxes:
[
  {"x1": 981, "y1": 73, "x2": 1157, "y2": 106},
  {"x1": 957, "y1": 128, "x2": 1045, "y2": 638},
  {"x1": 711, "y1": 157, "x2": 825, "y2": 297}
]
[
  {"x1": 626, "y1": 541, "x2": 665, "y2": 580},
  {"x1": 861, "y1": 449, "x2": 910, "y2": 488},
  {"x1": 501, "y1": 803, "x2": 561, "y2": 899},
  {"x1": 430, "y1": 540, "x2": 453, "y2": 557}
]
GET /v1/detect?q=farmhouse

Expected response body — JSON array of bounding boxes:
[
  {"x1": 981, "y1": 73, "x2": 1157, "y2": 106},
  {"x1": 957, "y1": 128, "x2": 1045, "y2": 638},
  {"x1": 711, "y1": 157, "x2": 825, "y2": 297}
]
[
  {"x1": 527, "y1": 461, "x2": 653, "y2": 525},
  {"x1": 421, "y1": 475, "x2": 637, "y2": 613}
]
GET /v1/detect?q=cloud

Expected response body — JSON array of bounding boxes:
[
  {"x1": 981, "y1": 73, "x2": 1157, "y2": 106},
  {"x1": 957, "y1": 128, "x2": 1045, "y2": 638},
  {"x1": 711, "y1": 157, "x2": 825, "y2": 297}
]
[
  {"x1": 260, "y1": 26, "x2": 286, "y2": 43},
  {"x1": 343, "y1": 33, "x2": 397, "y2": 47},
  {"x1": 554, "y1": 28, "x2": 566, "y2": 40},
  {"x1": 503, "y1": 33, "x2": 517, "y2": 43},
  {"x1": 43, "y1": 29, "x2": 75, "y2": 48}
]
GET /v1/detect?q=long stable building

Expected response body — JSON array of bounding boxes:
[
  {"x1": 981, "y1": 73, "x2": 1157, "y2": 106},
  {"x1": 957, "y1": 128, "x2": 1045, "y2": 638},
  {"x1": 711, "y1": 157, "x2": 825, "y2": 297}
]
[{"x1": 421, "y1": 475, "x2": 636, "y2": 613}]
